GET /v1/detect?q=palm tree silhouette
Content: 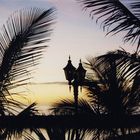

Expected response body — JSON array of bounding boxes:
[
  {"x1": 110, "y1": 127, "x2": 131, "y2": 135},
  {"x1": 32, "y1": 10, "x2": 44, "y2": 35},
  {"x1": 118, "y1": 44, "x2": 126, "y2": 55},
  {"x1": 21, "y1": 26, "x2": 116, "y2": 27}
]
[
  {"x1": 85, "y1": 50, "x2": 140, "y2": 116},
  {"x1": 51, "y1": 49, "x2": 140, "y2": 139},
  {"x1": 49, "y1": 1, "x2": 140, "y2": 139},
  {"x1": 78, "y1": 0, "x2": 140, "y2": 52},
  {"x1": 0, "y1": 7, "x2": 55, "y2": 139}
]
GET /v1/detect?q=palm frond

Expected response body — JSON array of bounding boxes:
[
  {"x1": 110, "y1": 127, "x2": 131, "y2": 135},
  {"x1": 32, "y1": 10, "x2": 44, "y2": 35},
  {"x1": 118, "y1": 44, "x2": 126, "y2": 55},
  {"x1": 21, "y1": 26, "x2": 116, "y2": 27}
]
[
  {"x1": 131, "y1": 0, "x2": 140, "y2": 18},
  {"x1": 46, "y1": 128, "x2": 66, "y2": 140},
  {"x1": 17, "y1": 102, "x2": 38, "y2": 117},
  {"x1": 85, "y1": 50, "x2": 140, "y2": 115},
  {"x1": 51, "y1": 98, "x2": 95, "y2": 115},
  {"x1": 0, "y1": 7, "x2": 55, "y2": 116},
  {"x1": 1, "y1": 128, "x2": 36, "y2": 140},
  {"x1": 78, "y1": 0, "x2": 140, "y2": 49},
  {"x1": 0, "y1": 7, "x2": 55, "y2": 91},
  {"x1": 33, "y1": 129, "x2": 46, "y2": 140}
]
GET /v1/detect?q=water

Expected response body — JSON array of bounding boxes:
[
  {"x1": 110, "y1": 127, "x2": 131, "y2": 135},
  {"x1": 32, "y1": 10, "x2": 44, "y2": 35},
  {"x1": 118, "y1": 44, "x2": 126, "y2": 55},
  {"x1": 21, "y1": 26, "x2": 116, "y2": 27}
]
[{"x1": 10, "y1": 82, "x2": 88, "y2": 114}]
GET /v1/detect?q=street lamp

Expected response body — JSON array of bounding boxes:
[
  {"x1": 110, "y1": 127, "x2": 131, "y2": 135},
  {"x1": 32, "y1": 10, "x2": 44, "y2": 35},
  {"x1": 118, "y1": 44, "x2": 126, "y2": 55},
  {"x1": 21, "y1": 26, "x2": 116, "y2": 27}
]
[{"x1": 63, "y1": 56, "x2": 86, "y2": 114}]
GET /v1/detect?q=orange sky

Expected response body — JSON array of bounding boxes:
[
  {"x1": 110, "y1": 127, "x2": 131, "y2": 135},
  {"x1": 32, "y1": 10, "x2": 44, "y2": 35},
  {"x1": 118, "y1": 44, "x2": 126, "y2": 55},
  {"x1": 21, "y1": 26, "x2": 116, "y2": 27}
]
[{"x1": 10, "y1": 83, "x2": 89, "y2": 114}]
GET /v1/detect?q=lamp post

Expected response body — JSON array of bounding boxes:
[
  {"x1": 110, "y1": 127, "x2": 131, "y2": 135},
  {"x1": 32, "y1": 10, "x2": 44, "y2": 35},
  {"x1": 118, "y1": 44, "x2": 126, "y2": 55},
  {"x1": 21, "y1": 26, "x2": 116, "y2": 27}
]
[{"x1": 63, "y1": 56, "x2": 86, "y2": 114}]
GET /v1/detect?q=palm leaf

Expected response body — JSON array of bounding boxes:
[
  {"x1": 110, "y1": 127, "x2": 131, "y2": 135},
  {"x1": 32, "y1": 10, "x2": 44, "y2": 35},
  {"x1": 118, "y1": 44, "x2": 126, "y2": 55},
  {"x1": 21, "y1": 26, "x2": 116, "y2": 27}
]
[
  {"x1": 51, "y1": 98, "x2": 95, "y2": 115},
  {"x1": 130, "y1": 0, "x2": 140, "y2": 18},
  {"x1": 0, "y1": 7, "x2": 56, "y2": 139},
  {"x1": 85, "y1": 50, "x2": 140, "y2": 115},
  {"x1": 0, "y1": 7, "x2": 55, "y2": 91},
  {"x1": 33, "y1": 128, "x2": 46, "y2": 140},
  {"x1": 77, "y1": 0, "x2": 140, "y2": 50},
  {"x1": 1, "y1": 128, "x2": 36, "y2": 140},
  {"x1": 17, "y1": 102, "x2": 38, "y2": 117},
  {"x1": 46, "y1": 128, "x2": 66, "y2": 140},
  {"x1": 0, "y1": 7, "x2": 55, "y2": 115}
]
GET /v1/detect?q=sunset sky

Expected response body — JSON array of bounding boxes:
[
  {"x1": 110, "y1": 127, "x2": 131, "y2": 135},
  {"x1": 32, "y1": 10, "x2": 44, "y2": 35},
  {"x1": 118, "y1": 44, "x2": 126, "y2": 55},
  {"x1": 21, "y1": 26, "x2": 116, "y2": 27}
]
[{"x1": 0, "y1": 0, "x2": 135, "y2": 83}]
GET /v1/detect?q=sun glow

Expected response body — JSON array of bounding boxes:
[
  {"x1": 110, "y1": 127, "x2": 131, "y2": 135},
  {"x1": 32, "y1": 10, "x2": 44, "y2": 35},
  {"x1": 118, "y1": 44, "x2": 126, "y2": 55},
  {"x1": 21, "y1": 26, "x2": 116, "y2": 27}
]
[{"x1": 10, "y1": 83, "x2": 88, "y2": 112}]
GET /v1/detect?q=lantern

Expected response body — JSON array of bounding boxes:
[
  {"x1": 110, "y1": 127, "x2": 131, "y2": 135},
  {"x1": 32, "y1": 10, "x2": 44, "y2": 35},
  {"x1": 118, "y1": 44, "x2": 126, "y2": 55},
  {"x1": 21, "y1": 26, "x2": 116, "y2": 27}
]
[
  {"x1": 75, "y1": 59, "x2": 86, "y2": 86},
  {"x1": 63, "y1": 56, "x2": 76, "y2": 85}
]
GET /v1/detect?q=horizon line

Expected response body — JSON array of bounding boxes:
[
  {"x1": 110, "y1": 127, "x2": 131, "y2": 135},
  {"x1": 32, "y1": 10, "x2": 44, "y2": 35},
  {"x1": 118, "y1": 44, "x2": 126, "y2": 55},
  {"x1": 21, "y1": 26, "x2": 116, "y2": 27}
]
[{"x1": 28, "y1": 81, "x2": 68, "y2": 85}]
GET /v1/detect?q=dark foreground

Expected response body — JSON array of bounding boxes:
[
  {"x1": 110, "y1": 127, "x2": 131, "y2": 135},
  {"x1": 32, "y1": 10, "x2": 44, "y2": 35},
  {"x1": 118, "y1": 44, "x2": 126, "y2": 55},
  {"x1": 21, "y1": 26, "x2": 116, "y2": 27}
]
[{"x1": 0, "y1": 115, "x2": 140, "y2": 129}]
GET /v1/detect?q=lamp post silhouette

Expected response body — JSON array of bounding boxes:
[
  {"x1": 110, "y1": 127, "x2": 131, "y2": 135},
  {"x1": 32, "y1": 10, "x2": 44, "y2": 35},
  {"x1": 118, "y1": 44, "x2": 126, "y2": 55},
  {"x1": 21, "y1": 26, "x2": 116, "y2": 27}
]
[{"x1": 63, "y1": 56, "x2": 86, "y2": 114}]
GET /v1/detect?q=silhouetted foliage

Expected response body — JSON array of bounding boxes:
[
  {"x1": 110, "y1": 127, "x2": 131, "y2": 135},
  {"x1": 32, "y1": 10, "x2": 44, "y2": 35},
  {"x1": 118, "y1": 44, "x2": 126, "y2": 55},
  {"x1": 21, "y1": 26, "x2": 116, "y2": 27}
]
[
  {"x1": 51, "y1": 49, "x2": 140, "y2": 139},
  {"x1": 0, "y1": 7, "x2": 55, "y2": 116},
  {"x1": 77, "y1": 0, "x2": 140, "y2": 51},
  {"x1": 85, "y1": 50, "x2": 140, "y2": 116},
  {"x1": 34, "y1": 127, "x2": 93, "y2": 140},
  {"x1": 51, "y1": 99, "x2": 94, "y2": 115},
  {"x1": 0, "y1": 7, "x2": 55, "y2": 140}
]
